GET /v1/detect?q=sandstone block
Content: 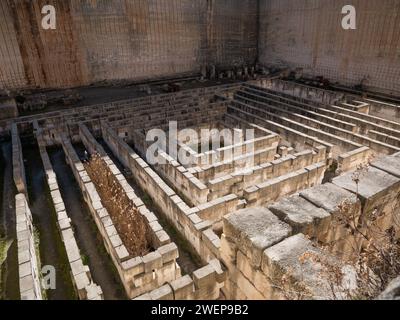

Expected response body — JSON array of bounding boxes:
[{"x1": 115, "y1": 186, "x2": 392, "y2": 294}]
[{"x1": 224, "y1": 207, "x2": 292, "y2": 266}]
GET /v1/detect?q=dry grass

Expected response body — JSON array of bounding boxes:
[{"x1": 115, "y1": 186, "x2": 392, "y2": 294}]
[
  {"x1": 325, "y1": 159, "x2": 400, "y2": 299},
  {"x1": 84, "y1": 153, "x2": 151, "y2": 257}
]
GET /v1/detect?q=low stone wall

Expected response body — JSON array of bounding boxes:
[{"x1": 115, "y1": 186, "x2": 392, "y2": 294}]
[
  {"x1": 12, "y1": 123, "x2": 27, "y2": 196},
  {"x1": 334, "y1": 154, "x2": 400, "y2": 236},
  {"x1": 221, "y1": 207, "x2": 355, "y2": 300},
  {"x1": 270, "y1": 183, "x2": 363, "y2": 259},
  {"x1": 61, "y1": 136, "x2": 180, "y2": 299},
  {"x1": 101, "y1": 122, "x2": 222, "y2": 263},
  {"x1": 337, "y1": 146, "x2": 372, "y2": 173},
  {"x1": 37, "y1": 137, "x2": 103, "y2": 300},
  {"x1": 259, "y1": 79, "x2": 343, "y2": 105},
  {"x1": 153, "y1": 150, "x2": 209, "y2": 206},
  {"x1": 15, "y1": 194, "x2": 42, "y2": 300},
  {"x1": 19, "y1": 83, "x2": 237, "y2": 147},
  {"x1": 194, "y1": 145, "x2": 278, "y2": 183},
  {"x1": 243, "y1": 162, "x2": 326, "y2": 207},
  {"x1": 134, "y1": 260, "x2": 226, "y2": 300},
  {"x1": 368, "y1": 130, "x2": 400, "y2": 149},
  {"x1": 339, "y1": 100, "x2": 370, "y2": 114},
  {"x1": 364, "y1": 98, "x2": 400, "y2": 123},
  {"x1": 196, "y1": 194, "x2": 239, "y2": 229},
  {"x1": 207, "y1": 148, "x2": 326, "y2": 201},
  {"x1": 187, "y1": 134, "x2": 279, "y2": 166},
  {"x1": 228, "y1": 102, "x2": 338, "y2": 157},
  {"x1": 221, "y1": 153, "x2": 400, "y2": 300},
  {"x1": 79, "y1": 124, "x2": 171, "y2": 247}
]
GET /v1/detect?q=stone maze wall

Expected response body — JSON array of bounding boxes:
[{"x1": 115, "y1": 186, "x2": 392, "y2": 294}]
[
  {"x1": 101, "y1": 122, "x2": 222, "y2": 263},
  {"x1": 10, "y1": 80, "x2": 400, "y2": 299},
  {"x1": 12, "y1": 123, "x2": 27, "y2": 196},
  {"x1": 221, "y1": 153, "x2": 400, "y2": 300},
  {"x1": 37, "y1": 134, "x2": 103, "y2": 300},
  {"x1": 80, "y1": 122, "x2": 229, "y2": 300},
  {"x1": 15, "y1": 193, "x2": 42, "y2": 300},
  {"x1": 61, "y1": 134, "x2": 181, "y2": 299},
  {"x1": 135, "y1": 260, "x2": 226, "y2": 301}
]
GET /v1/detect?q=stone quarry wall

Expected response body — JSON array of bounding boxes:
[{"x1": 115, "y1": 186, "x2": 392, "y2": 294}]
[
  {"x1": 259, "y1": 0, "x2": 400, "y2": 95},
  {"x1": 2, "y1": 0, "x2": 399, "y2": 95},
  {"x1": 15, "y1": 193, "x2": 43, "y2": 300},
  {"x1": 0, "y1": 0, "x2": 257, "y2": 90},
  {"x1": 61, "y1": 135, "x2": 180, "y2": 298}
]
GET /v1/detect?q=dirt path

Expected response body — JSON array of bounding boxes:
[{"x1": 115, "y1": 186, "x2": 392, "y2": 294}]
[
  {"x1": 23, "y1": 143, "x2": 76, "y2": 300},
  {"x1": 0, "y1": 141, "x2": 19, "y2": 299}
]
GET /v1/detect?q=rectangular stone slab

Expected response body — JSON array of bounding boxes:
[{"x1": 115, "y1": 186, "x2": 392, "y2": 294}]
[
  {"x1": 371, "y1": 155, "x2": 400, "y2": 178},
  {"x1": 262, "y1": 234, "x2": 354, "y2": 300},
  {"x1": 224, "y1": 207, "x2": 292, "y2": 267},
  {"x1": 333, "y1": 167, "x2": 400, "y2": 201},
  {"x1": 300, "y1": 183, "x2": 360, "y2": 215},
  {"x1": 269, "y1": 194, "x2": 331, "y2": 238}
]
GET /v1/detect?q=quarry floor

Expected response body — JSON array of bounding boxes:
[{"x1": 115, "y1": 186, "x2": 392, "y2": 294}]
[{"x1": 0, "y1": 142, "x2": 19, "y2": 299}]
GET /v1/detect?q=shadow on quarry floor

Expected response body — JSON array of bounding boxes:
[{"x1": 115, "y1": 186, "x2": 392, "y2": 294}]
[{"x1": 0, "y1": 141, "x2": 19, "y2": 300}]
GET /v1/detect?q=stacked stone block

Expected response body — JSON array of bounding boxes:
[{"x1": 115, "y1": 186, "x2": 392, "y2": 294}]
[
  {"x1": 16, "y1": 194, "x2": 42, "y2": 300},
  {"x1": 134, "y1": 260, "x2": 226, "y2": 301}
]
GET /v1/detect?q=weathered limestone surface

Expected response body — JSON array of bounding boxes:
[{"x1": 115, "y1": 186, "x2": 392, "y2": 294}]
[
  {"x1": 300, "y1": 183, "x2": 361, "y2": 216},
  {"x1": 243, "y1": 162, "x2": 326, "y2": 206},
  {"x1": 0, "y1": 0, "x2": 257, "y2": 89},
  {"x1": 259, "y1": 0, "x2": 400, "y2": 94},
  {"x1": 371, "y1": 155, "x2": 400, "y2": 178},
  {"x1": 221, "y1": 207, "x2": 356, "y2": 300},
  {"x1": 62, "y1": 136, "x2": 180, "y2": 299},
  {"x1": 16, "y1": 194, "x2": 42, "y2": 300},
  {"x1": 224, "y1": 207, "x2": 292, "y2": 267},
  {"x1": 37, "y1": 136, "x2": 103, "y2": 300},
  {"x1": 268, "y1": 194, "x2": 330, "y2": 237},
  {"x1": 334, "y1": 167, "x2": 400, "y2": 203},
  {"x1": 262, "y1": 234, "x2": 355, "y2": 300},
  {"x1": 102, "y1": 122, "x2": 221, "y2": 263},
  {"x1": 333, "y1": 166, "x2": 400, "y2": 225},
  {"x1": 134, "y1": 260, "x2": 226, "y2": 301}
]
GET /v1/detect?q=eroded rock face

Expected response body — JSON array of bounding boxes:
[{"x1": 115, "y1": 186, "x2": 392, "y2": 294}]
[
  {"x1": 262, "y1": 234, "x2": 357, "y2": 300},
  {"x1": 0, "y1": 0, "x2": 258, "y2": 89}
]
